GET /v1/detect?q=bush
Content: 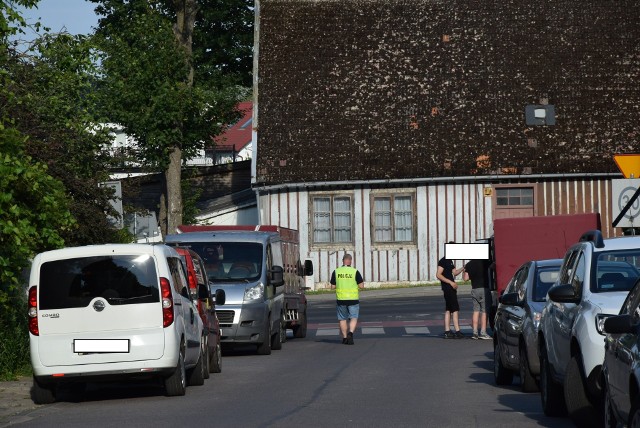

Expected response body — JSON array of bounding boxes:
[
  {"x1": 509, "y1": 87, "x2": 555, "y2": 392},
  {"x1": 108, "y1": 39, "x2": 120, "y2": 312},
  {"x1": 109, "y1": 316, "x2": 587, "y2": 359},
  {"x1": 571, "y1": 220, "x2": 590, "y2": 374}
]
[{"x1": 0, "y1": 293, "x2": 30, "y2": 381}]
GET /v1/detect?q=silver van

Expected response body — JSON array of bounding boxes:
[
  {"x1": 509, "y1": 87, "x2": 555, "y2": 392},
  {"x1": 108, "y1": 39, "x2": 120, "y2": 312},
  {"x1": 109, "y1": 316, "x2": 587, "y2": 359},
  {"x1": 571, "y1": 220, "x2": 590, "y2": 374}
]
[{"x1": 166, "y1": 230, "x2": 290, "y2": 355}]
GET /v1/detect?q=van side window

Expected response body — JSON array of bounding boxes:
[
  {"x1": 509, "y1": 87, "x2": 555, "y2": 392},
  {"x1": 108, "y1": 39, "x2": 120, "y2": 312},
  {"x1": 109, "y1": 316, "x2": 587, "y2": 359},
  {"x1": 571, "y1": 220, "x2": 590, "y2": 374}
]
[
  {"x1": 558, "y1": 250, "x2": 579, "y2": 285},
  {"x1": 168, "y1": 257, "x2": 188, "y2": 295},
  {"x1": 570, "y1": 253, "x2": 586, "y2": 296}
]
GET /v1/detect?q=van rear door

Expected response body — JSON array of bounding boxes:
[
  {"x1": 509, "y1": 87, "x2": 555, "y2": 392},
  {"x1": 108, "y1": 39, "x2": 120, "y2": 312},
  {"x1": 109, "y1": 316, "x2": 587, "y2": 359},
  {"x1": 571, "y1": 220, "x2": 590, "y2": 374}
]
[{"x1": 36, "y1": 254, "x2": 165, "y2": 366}]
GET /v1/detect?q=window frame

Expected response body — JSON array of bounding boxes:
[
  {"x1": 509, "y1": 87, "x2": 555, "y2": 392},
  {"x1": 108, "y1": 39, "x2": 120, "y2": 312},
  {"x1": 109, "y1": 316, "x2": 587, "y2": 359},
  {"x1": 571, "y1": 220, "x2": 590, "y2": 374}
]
[
  {"x1": 370, "y1": 191, "x2": 416, "y2": 245},
  {"x1": 310, "y1": 193, "x2": 354, "y2": 245}
]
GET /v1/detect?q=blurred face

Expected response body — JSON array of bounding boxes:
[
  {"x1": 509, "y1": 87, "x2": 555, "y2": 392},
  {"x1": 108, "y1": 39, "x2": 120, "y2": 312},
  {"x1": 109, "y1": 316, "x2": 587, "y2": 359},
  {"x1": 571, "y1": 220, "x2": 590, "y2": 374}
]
[{"x1": 343, "y1": 257, "x2": 352, "y2": 266}]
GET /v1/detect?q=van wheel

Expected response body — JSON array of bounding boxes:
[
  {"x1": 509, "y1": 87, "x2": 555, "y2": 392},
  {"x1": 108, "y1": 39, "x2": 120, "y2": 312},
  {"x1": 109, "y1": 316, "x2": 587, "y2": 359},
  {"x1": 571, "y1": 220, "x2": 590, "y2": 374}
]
[
  {"x1": 188, "y1": 344, "x2": 206, "y2": 386},
  {"x1": 293, "y1": 310, "x2": 307, "y2": 338},
  {"x1": 209, "y1": 342, "x2": 222, "y2": 373},
  {"x1": 519, "y1": 345, "x2": 538, "y2": 393},
  {"x1": 565, "y1": 355, "x2": 600, "y2": 427},
  {"x1": 32, "y1": 377, "x2": 56, "y2": 404},
  {"x1": 256, "y1": 322, "x2": 272, "y2": 355},
  {"x1": 494, "y1": 339, "x2": 514, "y2": 385},
  {"x1": 164, "y1": 351, "x2": 186, "y2": 396},
  {"x1": 202, "y1": 338, "x2": 210, "y2": 380},
  {"x1": 272, "y1": 315, "x2": 284, "y2": 351},
  {"x1": 540, "y1": 346, "x2": 566, "y2": 416}
]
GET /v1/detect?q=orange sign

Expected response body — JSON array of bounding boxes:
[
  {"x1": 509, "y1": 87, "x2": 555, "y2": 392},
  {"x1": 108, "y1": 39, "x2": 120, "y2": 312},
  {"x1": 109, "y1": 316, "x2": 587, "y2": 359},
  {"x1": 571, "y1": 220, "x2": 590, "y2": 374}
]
[{"x1": 614, "y1": 154, "x2": 640, "y2": 179}]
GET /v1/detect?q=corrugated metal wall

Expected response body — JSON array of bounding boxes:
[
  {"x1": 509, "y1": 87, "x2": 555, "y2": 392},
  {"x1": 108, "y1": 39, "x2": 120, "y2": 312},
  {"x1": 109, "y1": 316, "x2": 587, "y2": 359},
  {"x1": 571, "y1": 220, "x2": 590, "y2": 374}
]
[{"x1": 258, "y1": 178, "x2": 618, "y2": 287}]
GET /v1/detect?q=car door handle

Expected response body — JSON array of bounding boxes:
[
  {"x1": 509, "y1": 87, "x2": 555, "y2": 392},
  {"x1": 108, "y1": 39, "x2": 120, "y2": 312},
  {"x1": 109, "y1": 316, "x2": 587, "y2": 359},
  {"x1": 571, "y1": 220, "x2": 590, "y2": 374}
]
[{"x1": 190, "y1": 307, "x2": 195, "y2": 324}]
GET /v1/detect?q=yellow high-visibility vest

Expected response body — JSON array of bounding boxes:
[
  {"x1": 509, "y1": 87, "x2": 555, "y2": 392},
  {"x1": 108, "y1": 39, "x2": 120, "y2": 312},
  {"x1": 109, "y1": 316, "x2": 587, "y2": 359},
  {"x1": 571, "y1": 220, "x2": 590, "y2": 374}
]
[{"x1": 335, "y1": 266, "x2": 359, "y2": 300}]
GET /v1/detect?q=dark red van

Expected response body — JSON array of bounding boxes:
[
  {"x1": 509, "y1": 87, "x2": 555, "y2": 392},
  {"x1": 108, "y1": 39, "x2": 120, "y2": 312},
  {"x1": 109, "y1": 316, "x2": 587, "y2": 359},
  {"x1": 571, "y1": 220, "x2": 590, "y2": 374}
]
[{"x1": 175, "y1": 247, "x2": 226, "y2": 376}]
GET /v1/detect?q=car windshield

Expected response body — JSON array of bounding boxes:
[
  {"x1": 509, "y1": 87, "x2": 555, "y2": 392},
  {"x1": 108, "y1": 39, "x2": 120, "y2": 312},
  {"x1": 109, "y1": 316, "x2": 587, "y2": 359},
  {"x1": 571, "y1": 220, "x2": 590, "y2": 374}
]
[
  {"x1": 39, "y1": 255, "x2": 159, "y2": 310},
  {"x1": 183, "y1": 242, "x2": 263, "y2": 282},
  {"x1": 532, "y1": 266, "x2": 561, "y2": 302},
  {"x1": 593, "y1": 250, "x2": 640, "y2": 293}
]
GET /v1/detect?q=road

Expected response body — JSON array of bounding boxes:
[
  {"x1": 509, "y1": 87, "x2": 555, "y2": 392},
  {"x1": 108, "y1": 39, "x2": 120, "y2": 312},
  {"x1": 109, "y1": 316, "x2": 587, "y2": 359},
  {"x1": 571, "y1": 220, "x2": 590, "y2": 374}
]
[{"x1": 3, "y1": 286, "x2": 573, "y2": 427}]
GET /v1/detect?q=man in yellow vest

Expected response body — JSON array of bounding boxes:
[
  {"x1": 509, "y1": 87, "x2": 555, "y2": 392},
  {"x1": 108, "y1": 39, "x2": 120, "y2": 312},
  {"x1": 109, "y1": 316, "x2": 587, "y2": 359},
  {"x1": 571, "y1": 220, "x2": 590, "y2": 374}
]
[{"x1": 330, "y1": 253, "x2": 364, "y2": 345}]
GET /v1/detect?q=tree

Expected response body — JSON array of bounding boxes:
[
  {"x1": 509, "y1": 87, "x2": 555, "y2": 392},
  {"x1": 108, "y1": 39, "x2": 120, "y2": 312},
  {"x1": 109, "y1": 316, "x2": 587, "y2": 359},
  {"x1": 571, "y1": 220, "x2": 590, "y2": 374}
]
[{"x1": 92, "y1": 0, "x2": 241, "y2": 235}]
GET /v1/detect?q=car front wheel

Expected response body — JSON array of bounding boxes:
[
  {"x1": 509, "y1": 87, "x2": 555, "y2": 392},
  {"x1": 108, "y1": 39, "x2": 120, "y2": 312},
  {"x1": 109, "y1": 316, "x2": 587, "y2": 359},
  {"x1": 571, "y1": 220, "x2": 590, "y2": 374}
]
[
  {"x1": 564, "y1": 355, "x2": 599, "y2": 426},
  {"x1": 519, "y1": 345, "x2": 538, "y2": 393},
  {"x1": 494, "y1": 339, "x2": 514, "y2": 386},
  {"x1": 539, "y1": 346, "x2": 567, "y2": 417}
]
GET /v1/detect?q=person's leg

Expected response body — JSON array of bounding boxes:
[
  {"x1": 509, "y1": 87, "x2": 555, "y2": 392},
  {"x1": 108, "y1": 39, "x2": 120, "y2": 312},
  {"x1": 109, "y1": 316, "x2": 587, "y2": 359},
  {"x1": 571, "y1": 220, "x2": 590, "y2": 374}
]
[
  {"x1": 444, "y1": 310, "x2": 451, "y2": 332},
  {"x1": 471, "y1": 289, "x2": 481, "y2": 335},
  {"x1": 339, "y1": 320, "x2": 348, "y2": 338},
  {"x1": 452, "y1": 310, "x2": 460, "y2": 332},
  {"x1": 346, "y1": 304, "x2": 359, "y2": 344},
  {"x1": 480, "y1": 313, "x2": 487, "y2": 333},
  {"x1": 337, "y1": 304, "x2": 349, "y2": 343}
]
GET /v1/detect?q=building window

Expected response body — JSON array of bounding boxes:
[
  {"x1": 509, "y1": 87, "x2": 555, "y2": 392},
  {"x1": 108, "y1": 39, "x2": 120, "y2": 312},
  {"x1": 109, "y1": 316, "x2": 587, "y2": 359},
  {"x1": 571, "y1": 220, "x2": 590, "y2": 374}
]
[
  {"x1": 372, "y1": 194, "x2": 414, "y2": 243},
  {"x1": 496, "y1": 187, "x2": 533, "y2": 206},
  {"x1": 312, "y1": 195, "x2": 353, "y2": 244}
]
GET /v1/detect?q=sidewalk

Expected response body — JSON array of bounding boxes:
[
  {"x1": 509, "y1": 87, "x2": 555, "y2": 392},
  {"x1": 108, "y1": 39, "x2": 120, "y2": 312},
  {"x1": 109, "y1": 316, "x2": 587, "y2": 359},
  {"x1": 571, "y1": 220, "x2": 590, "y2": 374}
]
[{"x1": 0, "y1": 376, "x2": 40, "y2": 427}]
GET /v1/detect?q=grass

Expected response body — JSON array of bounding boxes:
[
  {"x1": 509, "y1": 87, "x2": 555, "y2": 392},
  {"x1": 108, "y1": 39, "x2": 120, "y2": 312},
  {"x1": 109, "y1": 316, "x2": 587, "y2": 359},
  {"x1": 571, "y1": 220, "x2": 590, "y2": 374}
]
[{"x1": 305, "y1": 280, "x2": 471, "y2": 295}]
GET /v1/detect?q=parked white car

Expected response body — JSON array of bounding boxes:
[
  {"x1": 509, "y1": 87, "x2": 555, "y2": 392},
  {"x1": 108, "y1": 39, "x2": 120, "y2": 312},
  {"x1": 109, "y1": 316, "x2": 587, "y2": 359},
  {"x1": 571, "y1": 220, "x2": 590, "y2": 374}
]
[
  {"x1": 538, "y1": 230, "x2": 640, "y2": 426},
  {"x1": 28, "y1": 244, "x2": 206, "y2": 403}
]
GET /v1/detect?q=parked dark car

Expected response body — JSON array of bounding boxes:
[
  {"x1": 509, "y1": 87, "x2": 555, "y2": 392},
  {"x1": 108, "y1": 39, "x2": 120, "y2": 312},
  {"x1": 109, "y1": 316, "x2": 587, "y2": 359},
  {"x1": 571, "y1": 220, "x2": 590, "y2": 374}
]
[
  {"x1": 175, "y1": 247, "x2": 226, "y2": 376},
  {"x1": 493, "y1": 258, "x2": 562, "y2": 392},
  {"x1": 602, "y1": 277, "x2": 640, "y2": 427}
]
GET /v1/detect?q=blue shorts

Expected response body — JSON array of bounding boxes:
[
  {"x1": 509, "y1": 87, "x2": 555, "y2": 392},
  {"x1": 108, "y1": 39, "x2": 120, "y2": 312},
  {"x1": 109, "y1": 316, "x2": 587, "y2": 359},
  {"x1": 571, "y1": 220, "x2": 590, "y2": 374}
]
[{"x1": 337, "y1": 303, "x2": 360, "y2": 320}]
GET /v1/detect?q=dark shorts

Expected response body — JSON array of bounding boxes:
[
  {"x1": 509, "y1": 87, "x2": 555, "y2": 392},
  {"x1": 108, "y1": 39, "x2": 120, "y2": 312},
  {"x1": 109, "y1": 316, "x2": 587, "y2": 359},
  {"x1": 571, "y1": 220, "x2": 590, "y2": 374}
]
[{"x1": 442, "y1": 286, "x2": 460, "y2": 312}]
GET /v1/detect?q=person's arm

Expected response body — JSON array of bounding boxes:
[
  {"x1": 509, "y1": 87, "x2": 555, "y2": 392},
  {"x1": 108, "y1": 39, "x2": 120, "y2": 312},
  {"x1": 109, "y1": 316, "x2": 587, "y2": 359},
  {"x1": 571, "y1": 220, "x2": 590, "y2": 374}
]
[
  {"x1": 454, "y1": 266, "x2": 465, "y2": 277},
  {"x1": 330, "y1": 271, "x2": 336, "y2": 290},
  {"x1": 356, "y1": 271, "x2": 364, "y2": 289},
  {"x1": 436, "y1": 266, "x2": 458, "y2": 289}
]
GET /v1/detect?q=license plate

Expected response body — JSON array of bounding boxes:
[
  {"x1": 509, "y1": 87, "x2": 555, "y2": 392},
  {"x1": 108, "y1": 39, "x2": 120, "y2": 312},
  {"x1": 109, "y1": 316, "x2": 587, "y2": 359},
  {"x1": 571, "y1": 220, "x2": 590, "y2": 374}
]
[{"x1": 74, "y1": 339, "x2": 130, "y2": 353}]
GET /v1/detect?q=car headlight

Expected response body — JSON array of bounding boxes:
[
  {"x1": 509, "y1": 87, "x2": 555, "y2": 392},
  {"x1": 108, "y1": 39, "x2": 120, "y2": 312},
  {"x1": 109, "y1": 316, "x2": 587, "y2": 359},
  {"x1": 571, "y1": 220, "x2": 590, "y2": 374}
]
[
  {"x1": 596, "y1": 314, "x2": 614, "y2": 335},
  {"x1": 243, "y1": 282, "x2": 264, "y2": 302},
  {"x1": 533, "y1": 311, "x2": 542, "y2": 330}
]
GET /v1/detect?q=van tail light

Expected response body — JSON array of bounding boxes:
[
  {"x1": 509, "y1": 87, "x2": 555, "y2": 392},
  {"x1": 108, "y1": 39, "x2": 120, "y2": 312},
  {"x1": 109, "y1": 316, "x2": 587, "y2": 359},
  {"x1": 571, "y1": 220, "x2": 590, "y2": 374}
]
[
  {"x1": 28, "y1": 286, "x2": 39, "y2": 336},
  {"x1": 160, "y1": 277, "x2": 174, "y2": 327},
  {"x1": 187, "y1": 270, "x2": 197, "y2": 291}
]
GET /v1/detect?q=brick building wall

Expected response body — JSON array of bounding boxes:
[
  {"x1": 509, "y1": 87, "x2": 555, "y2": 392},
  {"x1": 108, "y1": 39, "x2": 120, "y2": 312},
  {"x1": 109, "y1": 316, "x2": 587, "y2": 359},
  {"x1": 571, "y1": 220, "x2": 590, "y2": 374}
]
[{"x1": 256, "y1": 0, "x2": 640, "y2": 186}]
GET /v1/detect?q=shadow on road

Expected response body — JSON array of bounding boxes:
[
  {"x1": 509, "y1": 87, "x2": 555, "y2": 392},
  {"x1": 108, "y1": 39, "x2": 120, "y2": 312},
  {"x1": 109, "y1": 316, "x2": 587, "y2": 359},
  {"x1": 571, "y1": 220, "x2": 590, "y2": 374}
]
[{"x1": 468, "y1": 351, "x2": 574, "y2": 427}]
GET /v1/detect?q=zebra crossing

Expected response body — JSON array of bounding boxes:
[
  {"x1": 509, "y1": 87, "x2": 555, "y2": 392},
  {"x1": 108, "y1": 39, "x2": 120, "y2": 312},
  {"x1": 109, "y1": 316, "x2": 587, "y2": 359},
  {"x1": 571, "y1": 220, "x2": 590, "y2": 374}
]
[{"x1": 308, "y1": 320, "x2": 478, "y2": 338}]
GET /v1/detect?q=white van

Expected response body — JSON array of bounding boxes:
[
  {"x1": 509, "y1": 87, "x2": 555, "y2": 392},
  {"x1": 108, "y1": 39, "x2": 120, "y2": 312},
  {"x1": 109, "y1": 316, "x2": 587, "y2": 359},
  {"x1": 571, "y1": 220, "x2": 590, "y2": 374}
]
[{"x1": 28, "y1": 244, "x2": 206, "y2": 403}]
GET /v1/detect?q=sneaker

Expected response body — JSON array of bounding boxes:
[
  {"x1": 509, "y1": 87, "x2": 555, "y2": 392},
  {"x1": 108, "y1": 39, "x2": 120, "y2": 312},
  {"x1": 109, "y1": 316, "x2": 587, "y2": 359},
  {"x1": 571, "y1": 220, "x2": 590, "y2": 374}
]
[
  {"x1": 478, "y1": 332, "x2": 492, "y2": 340},
  {"x1": 443, "y1": 330, "x2": 455, "y2": 339},
  {"x1": 454, "y1": 330, "x2": 464, "y2": 339},
  {"x1": 347, "y1": 331, "x2": 354, "y2": 345},
  {"x1": 342, "y1": 337, "x2": 348, "y2": 345},
  {"x1": 472, "y1": 332, "x2": 479, "y2": 340}
]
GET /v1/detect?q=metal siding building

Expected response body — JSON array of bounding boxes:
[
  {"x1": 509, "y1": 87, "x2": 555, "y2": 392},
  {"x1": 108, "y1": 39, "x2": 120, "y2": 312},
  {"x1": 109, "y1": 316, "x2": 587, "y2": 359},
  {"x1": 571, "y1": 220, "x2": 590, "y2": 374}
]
[{"x1": 256, "y1": 176, "x2": 621, "y2": 287}]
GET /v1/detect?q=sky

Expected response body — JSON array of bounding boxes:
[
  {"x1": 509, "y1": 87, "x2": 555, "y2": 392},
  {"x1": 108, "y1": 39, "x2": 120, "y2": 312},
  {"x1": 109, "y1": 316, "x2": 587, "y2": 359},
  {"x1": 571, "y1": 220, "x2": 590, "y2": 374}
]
[{"x1": 18, "y1": 0, "x2": 100, "y2": 39}]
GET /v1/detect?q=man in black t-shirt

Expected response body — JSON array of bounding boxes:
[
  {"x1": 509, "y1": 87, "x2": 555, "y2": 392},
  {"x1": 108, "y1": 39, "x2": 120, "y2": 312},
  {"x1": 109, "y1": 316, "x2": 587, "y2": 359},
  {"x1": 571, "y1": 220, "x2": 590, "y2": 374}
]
[
  {"x1": 464, "y1": 259, "x2": 491, "y2": 340},
  {"x1": 436, "y1": 242, "x2": 465, "y2": 339}
]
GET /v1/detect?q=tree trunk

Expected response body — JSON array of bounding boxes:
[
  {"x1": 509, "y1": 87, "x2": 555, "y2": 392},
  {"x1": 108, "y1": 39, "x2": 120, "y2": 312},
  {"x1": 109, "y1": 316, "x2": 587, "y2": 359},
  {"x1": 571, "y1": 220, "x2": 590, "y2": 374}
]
[
  {"x1": 164, "y1": 145, "x2": 183, "y2": 234},
  {"x1": 161, "y1": 0, "x2": 198, "y2": 235}
]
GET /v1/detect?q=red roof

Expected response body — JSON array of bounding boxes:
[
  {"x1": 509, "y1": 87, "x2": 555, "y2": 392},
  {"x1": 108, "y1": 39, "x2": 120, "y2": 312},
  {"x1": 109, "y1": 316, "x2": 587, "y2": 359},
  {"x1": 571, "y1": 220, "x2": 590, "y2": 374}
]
[{"x1": 213, "y1": 101, "x2": 252, "y2": 151}]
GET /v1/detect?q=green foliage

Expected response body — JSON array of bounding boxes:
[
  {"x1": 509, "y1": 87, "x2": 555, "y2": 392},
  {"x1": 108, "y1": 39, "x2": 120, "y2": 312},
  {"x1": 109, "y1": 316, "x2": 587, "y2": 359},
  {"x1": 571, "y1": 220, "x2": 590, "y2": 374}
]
[
  {"x1": 181, "y1": 172, "x2": 202, "y2": 224},
  {"x1": 0, "y1": 125, "x2": 75, "y2": 309},
  {"x1": 93, "y1": 0, "x2": 241, "y2": 169},
  {"x1": 0, "y1": 295, "x2": 30, "y2": 381}
]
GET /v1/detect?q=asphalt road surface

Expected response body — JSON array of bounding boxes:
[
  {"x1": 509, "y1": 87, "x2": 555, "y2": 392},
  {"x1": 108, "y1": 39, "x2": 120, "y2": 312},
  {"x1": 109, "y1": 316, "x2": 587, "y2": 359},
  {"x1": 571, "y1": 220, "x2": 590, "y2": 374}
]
[{"x1": 5, "y1": 286, "x2": 574, "y2": 428}]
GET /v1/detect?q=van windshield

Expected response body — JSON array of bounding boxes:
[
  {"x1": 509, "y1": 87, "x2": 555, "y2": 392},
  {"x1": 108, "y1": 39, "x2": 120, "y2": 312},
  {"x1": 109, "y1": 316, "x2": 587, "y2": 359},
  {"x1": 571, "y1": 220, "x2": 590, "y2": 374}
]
[
  {"x1": 185, "y1": 242, "x2": 263, "y2": 282},
  {"x1": 39, "y1": 255, "x2": 159, "y2": 310}
]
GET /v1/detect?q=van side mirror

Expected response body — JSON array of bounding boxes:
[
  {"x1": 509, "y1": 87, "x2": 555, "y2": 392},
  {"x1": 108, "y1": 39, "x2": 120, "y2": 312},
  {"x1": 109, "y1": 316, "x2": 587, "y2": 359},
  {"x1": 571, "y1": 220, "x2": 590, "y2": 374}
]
[
  {"x1": 304, "y1": 260, "x2": 314, "y2": 276},
  {"x1": 214, "y1": 289, "x2": 226, "y2": 306},
  {"x1": 547, "y1": 284, "x2": 580, "y2": 304},
  {"x1": 498, "y1": 292, "x2": 522, "y2": 306},
  {"x1": 269, "y1": 265, "x2": 284, "y2": 287},
  {"x1": 198, "y1": 284, "x2": 209, "y2": 300},
  {"x1": 180, "y1": 287, "x2": 190, "y2": 300}
]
